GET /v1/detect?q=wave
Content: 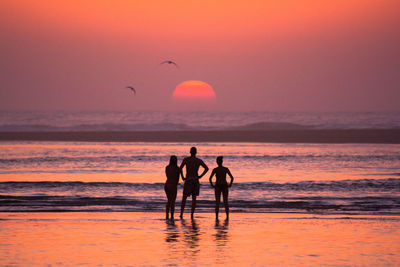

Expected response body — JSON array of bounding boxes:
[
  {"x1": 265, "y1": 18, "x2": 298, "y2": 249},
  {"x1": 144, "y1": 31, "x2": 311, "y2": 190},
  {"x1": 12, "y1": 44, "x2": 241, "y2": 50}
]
[
  {"x1": 0, "y1": 121, "x2": 314, "y2": 132},
  {"x1": 1, "y1": 111, "x2": 399, "y2": 133},
  {"x1": 1, "y1": 195, "x2": 399, "y2": 214},
  {"x1": 1, "y1": 179, "x2": 399, "y2": 214},
  {"x1": 228, "y1": 122, "x2": 313, "y2": 130},
  {"x1": 1, "y1": 178, "x2": 399, "y2": 191},
  {"x1": 2, "y1": 154, "x2": 399, "y2": 167},
  {"x1": 1, "y1": 179, "x2": 399, "y2": 191},
  {"x1": 0, "y1": 181, "x2": 166, "y2": 190},
  {"x1": 0, "y1": 122, "x2": 192, "y2": 132},
  {"x1": 234, "y1": 179, "x2": 400, "y2": 192}
]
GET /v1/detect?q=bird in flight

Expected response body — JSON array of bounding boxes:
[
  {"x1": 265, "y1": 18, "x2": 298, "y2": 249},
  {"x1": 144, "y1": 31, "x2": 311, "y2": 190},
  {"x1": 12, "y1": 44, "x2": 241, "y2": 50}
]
[
  {"x1": 161, "y1": 60, "x2": 179, "y2": 69},
  {"x1": 126, "y1": 86, "x2": 136, "y2": 95}
]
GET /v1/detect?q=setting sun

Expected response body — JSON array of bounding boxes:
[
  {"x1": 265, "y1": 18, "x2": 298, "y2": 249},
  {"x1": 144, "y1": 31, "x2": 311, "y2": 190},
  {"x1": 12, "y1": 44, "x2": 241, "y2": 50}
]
[{"x1": 172, "y1": 80, "x2": 216, "y2": 100}]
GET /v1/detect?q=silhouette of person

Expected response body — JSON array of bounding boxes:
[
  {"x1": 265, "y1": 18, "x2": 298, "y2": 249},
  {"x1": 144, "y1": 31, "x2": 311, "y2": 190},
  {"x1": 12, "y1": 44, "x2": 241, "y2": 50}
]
[
  {"x1": 180, "y1": 147, "x2": 209, "y2": 219},
  {"x1": 165, "y1": 155, "x2": 182, "y2": 220},
  {"x1": 209, "y1": 156, "x2": 234, "y2": 220}
]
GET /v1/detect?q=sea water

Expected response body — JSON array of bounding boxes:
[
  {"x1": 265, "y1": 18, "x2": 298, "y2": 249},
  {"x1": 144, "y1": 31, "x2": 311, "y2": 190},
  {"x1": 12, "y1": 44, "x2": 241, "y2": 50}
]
[
  {"x1": 0, "y1": 141, "x2": 399, "y2": 214},
  {"x1": 1, "y1": 110, "x2": 399, "y2": 214}
]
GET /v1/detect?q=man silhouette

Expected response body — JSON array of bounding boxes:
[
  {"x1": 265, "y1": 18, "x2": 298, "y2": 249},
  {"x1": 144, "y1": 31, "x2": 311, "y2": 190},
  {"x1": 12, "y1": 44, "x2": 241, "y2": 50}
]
[{"x1": 180, "y1": 147, "x2": 209, "y2": 219}]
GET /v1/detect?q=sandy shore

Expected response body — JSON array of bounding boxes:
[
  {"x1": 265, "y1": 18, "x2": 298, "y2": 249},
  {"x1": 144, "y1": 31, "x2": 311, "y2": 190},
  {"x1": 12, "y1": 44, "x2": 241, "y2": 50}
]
[
  {"x1": 0, "y1": 129, "x2": 399, "y2": 143},
  {"x1": 0, "y1": 212, "x2": 399, "y2": 266}
]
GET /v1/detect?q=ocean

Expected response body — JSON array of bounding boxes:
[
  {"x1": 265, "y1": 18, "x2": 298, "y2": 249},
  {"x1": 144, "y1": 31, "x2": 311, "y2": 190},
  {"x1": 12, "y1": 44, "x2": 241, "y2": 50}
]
[{"x1": 0, "y1": 111, "x2": 399, "y2": 214}]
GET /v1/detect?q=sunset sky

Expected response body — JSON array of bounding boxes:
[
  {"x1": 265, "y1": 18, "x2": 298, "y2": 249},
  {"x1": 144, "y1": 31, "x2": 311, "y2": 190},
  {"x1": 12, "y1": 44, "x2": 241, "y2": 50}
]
[{"x1": 1, "y1": 0, "x2": 399, "y2": 111}]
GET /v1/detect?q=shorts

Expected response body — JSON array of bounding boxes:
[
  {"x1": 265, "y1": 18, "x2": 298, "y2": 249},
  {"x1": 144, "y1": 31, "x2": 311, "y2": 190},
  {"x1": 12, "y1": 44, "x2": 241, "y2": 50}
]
[{"x1": 183, "y1": 177, "x2": 200, "y2": 197}]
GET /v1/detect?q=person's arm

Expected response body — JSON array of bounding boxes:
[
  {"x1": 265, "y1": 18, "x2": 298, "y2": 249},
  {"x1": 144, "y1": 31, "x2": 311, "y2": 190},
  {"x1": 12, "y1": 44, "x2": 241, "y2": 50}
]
[
  {"x1": 198, "y1": 160, "x2": 209, "y2": 179},
  {"x1": 209, "y1": 169, "x2": 215, "y2": 188},
  {"x1": 180, "y1": 159, "x2": 186, "y2": 181},
  {"x1": 179, "y1": 168, "x2": 184, "y2": 182},
  {"x1": 227, "y1": 168, "x2": 234, "y2": 187}
]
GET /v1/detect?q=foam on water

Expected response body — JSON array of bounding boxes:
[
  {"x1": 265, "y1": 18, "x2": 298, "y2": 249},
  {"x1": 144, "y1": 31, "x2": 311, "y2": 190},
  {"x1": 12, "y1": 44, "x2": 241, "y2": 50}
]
[
  {"x1": 0, "y1": 111, "x2": 399, "y2": 131},
  {"x1": 1, "y1": 179, "x2": 399, "y2": 214}
]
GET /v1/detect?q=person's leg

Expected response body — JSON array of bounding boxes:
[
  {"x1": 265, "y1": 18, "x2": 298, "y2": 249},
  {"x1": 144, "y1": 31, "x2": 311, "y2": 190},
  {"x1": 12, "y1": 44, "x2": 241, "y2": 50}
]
[
  {"x1": 171, "y1": 190, "x2": 177, "y2": 219},
  {"x1": 191, "y1": 180, "x2": 200, "y2": 219},
  {"x1": 191, "y1": 195, "x2": 197, "y2": 219},
  {"x1": 166, "y1": 200, "x2": 170, "y2": 219},
  {"x1": 165, "y1": 187, "x2": 170, "y2": 219},
  {"x1": 180, "y1": 195, "x2": 187, "y2": 218},
  {"x1": 222, "y1": 187, "x2": 229, "y2": 219},
  {"x1": 215, "y1": 187, "x2": 222, "y2": 219}
]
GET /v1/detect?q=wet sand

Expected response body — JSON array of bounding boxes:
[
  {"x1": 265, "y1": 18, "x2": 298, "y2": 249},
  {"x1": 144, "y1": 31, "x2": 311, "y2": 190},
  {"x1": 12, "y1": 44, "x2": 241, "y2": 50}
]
[
  {"x1": 0, "y1": 212, "x2": 399, "y2": 266},
  {"x1": 0, "y1": 129, "x2": 400, "y2": 143}
]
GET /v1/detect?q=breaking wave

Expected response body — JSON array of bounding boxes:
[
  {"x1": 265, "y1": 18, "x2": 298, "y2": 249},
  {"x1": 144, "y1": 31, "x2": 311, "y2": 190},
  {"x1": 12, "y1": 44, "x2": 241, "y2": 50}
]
[{"x1": 1, "y1": 179, "x2": 399, "y2": 214}]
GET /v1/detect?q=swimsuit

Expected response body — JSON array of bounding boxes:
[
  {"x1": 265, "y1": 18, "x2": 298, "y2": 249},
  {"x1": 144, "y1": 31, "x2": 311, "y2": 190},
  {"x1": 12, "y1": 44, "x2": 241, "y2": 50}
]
[
  {"x1": 183, "y1": 176, "x2": 200, "y2": 197},
  {"x1": 215, "y1": 183, "x2": 229, "y2": 196},
  {"x1": 215, "y1": 183, "x2": 229, "y2": 191},
  {"x1": 164, "y1": 183, "x2": 177, "y2": 196}
]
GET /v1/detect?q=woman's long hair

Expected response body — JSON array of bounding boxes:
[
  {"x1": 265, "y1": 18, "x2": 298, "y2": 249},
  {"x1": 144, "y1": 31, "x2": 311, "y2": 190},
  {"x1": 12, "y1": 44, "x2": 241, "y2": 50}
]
[{"x1": 168, "y1": 155, "x2": 177, "y2": 167}]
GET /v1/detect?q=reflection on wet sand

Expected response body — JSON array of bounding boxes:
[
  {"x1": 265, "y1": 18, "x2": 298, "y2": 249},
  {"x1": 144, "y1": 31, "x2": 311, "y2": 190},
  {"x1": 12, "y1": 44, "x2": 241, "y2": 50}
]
[
  {"x1": 164, "y1": 218, "x2": 203, "y2": 265},
  {"x1": 164, "y1": 217, "x2": 233, "y2": 264},
  {"x1": 181, "y1": 219, "x2": 201, "y2": 254},
  {"x1": 163, "y1": 219, "x2": 181, "y2": 265},
  {"x1": 214, "y1": 219, "x2": 230, "y2": 264},
  {"x1": 214, "y1": 219, "x2": 229, "y2": 247},
  {"x1": 1, "y1": 213, "x2": 399, "y2": 266},
  {"x1": 165, "y1": 219, "x2": 179, "y2": 243}
]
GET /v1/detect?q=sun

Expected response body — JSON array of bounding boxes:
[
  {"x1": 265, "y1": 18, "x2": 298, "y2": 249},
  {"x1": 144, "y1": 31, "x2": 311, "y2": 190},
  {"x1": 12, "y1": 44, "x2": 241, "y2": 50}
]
[
  {"x1": 172, "y1": 80, "x2": 216, "y2": 109},
  {"x1": 172, "y1": 80, "x2": 216, "y2": 100}
]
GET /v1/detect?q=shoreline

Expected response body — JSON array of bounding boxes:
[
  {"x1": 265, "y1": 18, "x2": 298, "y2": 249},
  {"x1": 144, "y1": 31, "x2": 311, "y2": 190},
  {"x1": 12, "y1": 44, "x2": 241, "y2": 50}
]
[
  {"x1": 1, "y1": 211, "x2": 399, "y2": 218},
  {"x1": 0, "y1": 129, "x2": 400, "y2": 143}
]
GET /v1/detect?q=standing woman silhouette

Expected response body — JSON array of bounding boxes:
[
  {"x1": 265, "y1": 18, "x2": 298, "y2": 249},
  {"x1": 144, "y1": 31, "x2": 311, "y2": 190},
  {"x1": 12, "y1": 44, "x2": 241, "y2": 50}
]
[
  {"x1": 165, "y1": 155, "x2": 182, "y2": 220},
  {"x1": 209, "y1": 156, "x2": 234, "y2": 220}
]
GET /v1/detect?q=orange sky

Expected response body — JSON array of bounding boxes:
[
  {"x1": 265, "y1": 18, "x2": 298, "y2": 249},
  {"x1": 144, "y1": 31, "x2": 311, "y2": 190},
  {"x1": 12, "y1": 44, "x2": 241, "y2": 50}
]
[{"x1": 1, "y1": 0, "x2": 399, "y2": 110}]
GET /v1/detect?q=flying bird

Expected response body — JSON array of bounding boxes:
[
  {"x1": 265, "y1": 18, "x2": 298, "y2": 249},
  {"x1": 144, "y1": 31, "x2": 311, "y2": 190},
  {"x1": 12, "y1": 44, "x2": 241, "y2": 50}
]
[
  {"x1": 161, "y1": 60, "x2": 179, "y2": 69},
  {"x1": 126, "y1": 86, "x2": 136, "y2": 95}
]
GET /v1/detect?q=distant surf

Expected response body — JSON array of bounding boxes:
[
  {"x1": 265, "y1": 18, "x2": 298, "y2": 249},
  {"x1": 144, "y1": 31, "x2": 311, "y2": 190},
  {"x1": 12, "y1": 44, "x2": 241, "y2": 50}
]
[
  {"x1": 0, "y1": 111, "x2": 399, "y2": 132},
  {"x1": 0, "y1": 121, "x2": 313, "y2": 132}
]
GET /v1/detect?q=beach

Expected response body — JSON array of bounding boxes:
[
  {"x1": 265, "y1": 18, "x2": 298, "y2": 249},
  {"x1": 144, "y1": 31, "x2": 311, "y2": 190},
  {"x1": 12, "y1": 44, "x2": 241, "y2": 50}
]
[{"x1": 0, "y1": 212, "x2": 399, "y2": 266}]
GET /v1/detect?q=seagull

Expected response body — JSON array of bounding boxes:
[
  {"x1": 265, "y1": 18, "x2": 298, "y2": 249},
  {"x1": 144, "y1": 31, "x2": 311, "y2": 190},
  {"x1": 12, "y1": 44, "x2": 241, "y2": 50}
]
[
  {"x1": 126, "y1": 86, "x2": 136, "y2": 95},
  {"x1": 161, "y1": 60, "x2": 179, "y2": 69}
]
